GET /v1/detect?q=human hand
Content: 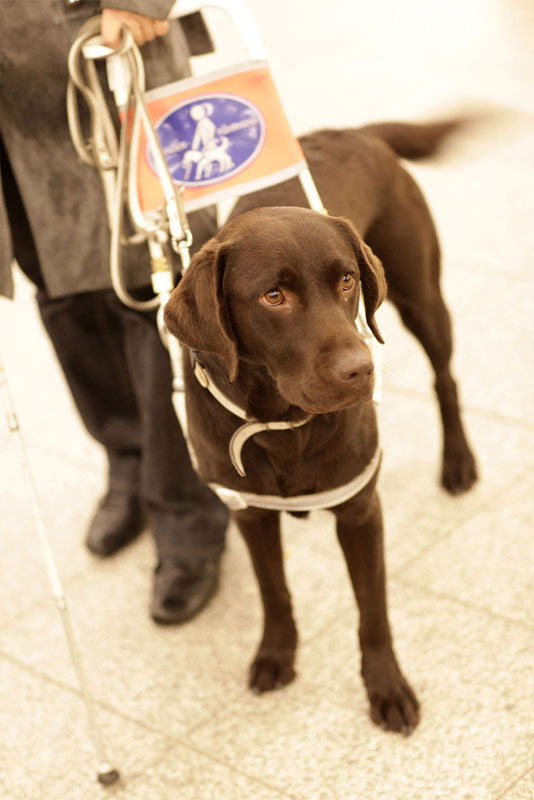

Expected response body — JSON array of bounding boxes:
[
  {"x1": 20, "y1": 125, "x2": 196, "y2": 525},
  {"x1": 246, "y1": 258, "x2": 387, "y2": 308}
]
[{"x1": 101, "y1": 8, "x2": 170, "y2": 48}]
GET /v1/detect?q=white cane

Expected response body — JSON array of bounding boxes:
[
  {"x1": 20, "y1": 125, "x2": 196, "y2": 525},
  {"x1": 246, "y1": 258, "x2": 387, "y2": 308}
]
[{"x1": 0, "y1": 355, "x2": 120, "y2": 787}]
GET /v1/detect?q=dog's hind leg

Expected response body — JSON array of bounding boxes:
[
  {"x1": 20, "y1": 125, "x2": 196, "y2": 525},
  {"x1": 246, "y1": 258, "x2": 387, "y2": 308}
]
[
  {"x1": 233, "y1": 508, "x2": 298, "y2": 693},
  {"x1": 390, "y1": 283, "x2": 478, "y2": 493},
  {"x1": 366, "y1": 167, "x2": 478, "y2": 493},
  {"x1": 335, "y1": 490, "x2": 420, "y2": 734}
]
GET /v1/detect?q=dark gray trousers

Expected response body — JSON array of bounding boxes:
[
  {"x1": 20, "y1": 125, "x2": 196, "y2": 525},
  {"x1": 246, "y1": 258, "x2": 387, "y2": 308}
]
[{"x1": 1, "y1": 138, "x2": 227, "y2": 560}]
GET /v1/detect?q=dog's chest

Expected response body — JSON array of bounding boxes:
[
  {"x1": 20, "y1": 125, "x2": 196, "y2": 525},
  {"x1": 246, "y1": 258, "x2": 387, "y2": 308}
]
[
  {"x1": 251, "y1": 424, "x2": 339, "y2": 496},
  {"x1": 266, "y1": 449, "x2": 315, "y2": 496}
]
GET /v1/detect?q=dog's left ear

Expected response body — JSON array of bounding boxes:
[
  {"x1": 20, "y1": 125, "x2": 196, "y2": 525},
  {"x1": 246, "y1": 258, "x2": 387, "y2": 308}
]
[
  {"x1": 329, "y1": 216, "x2": 387, "y2": 343},
  {"x1": 164, "y1": 238, "x2": 239, "y2": 381}
]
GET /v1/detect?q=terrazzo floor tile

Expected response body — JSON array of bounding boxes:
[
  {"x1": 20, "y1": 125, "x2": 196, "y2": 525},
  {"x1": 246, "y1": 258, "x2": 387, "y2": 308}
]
[
  {"x1": 401, "y1": 473, "x2": 534, "y2": 624},
  {"x1": 114, "y1": 743, "x2": 295, "y2": 800},
  {"x1": 377, "y1": 391, "x2": 534, "y2": 573},
  {"x1": 0, "y1": 551, "x2": 245, "y2": 739},
  {"x1": 230, "y1": 1, "x2": 533, "y2": 134},
  {"x1": 0, "y1": 519, "x2": 360, "y2": 738},
  {"x1": 376, "y1": 262, "x2": 533, "y2": 427},
  {"x1": 0, "y1": 656, "x2": 168, "y2": 800},
  {"x1": 0, "y1": 446, "x2": 107, "y2": 627},
  {"x1": 187, "y1": 582, "x2": 533, "y2": 800},
  {"x1": 499, "y1": 769, "x2": 534, "y2": 800},
  {"x1": 408, "y1": 125, "x2": 534, "y2": 282}
]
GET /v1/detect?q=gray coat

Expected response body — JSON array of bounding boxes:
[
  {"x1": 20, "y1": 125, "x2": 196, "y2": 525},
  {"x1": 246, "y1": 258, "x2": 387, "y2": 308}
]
[{"x1": 0, "y1": 0, "x2": 213, "y2": 299}]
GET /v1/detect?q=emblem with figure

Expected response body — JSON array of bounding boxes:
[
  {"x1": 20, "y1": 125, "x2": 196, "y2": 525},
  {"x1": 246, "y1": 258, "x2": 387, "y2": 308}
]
[{"x1": 151, "y1": 93, "x2": 266, "y2": 187}]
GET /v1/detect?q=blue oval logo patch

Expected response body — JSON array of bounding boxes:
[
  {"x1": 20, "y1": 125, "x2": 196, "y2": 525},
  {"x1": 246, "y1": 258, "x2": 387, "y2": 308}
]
[{"x1": 150, "y1": 93, "x2": 266, "y2": 187}]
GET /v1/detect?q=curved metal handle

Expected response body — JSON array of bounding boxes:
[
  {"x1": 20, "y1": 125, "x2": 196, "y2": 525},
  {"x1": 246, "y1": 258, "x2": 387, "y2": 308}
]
[{"x1": 168, "y1": 0, "x2": 266, "y2": 59}]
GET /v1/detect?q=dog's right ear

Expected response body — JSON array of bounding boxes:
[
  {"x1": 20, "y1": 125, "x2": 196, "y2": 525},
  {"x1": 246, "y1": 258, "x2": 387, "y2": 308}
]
[{"x1": 164, "y1": 239, "x2": 239, "y2": 381}]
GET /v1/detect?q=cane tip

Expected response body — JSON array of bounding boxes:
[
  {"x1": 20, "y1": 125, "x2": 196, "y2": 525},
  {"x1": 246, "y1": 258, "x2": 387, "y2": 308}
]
[{"x1": 97, "y1": 766, "x2": 120, "y2": 786}]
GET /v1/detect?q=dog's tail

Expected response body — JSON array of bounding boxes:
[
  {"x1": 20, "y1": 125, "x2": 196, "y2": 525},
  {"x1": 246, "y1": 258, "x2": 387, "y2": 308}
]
[{"x1": 358, "y1": 118, "x2": 466, "y2": 161}]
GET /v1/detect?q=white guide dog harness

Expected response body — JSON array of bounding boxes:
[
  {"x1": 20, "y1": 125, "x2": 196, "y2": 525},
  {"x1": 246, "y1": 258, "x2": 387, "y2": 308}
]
[{"x1": 192, "y1": 359, "x2": 382, "y2": 512}]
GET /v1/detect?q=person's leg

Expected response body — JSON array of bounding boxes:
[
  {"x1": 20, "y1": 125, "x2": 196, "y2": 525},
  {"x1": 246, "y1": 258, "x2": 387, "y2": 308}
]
[
  {"x1": 37, "y1": 290, "x2": 147, "y2": 554},
  {"x1": 34, "y1": 287, "x2": 228, "y2": 621},
  {"x1": 115, "y1": 294, "x2": 228, "y2": 623},
  {"x1": 3, "y1": 135, "x2": 227, "y2": 617},
  {"x1": 1, "y1": 137, "x2": 144, "y2": 554}
]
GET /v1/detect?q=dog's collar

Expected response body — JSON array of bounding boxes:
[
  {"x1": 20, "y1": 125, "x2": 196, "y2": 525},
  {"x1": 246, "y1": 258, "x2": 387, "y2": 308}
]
[{"x1": 192, "y1": 358, "x2": 311, "y2": 477}]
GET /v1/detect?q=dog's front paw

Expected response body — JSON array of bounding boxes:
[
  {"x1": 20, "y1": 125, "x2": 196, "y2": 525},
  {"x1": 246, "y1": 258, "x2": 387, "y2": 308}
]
[
  {"x1": 249, "y1": 647, "x2": 296, "y2": 693},
  {"x1": 362, "y1": 652, "x2": 420, "y2": 734},
  {"x1": 368, "y1": 676, "x2": 420, "y2": 734},
  {"x1": 441, "y1": 445, "x2": 478, "y2": 494}
]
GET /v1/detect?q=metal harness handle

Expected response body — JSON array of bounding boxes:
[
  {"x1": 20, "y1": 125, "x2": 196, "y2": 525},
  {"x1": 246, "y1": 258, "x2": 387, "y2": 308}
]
[
  {"x1": 67, "y1": 15, "x2": 192, "y2": 458},
  {"x1": 67, "y1": 16, "x2": 192, "y2": 314}
]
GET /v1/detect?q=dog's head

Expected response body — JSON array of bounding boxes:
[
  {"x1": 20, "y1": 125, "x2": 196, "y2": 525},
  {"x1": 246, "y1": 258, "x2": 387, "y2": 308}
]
[{"x1": 164, "y1": 207, "x2": 386, "y2": 414}]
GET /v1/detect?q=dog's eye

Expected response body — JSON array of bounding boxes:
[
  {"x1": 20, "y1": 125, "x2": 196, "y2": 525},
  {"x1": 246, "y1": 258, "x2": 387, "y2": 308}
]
[
  {"x1": 342, "y1": 274, "x2": 356, "y2": 292},
  {"x1": 262, "y1": 288, "x2": 285, "y2": 306}
]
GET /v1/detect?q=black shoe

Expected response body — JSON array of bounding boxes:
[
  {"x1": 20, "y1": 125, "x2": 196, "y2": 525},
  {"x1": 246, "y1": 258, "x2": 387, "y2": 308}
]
[
  {"x1": 85, "y1": 491, "x2": 145, "y2": 557},
  {"x1": 151, "y1": 556, "x2": 221, "y2": 625}
]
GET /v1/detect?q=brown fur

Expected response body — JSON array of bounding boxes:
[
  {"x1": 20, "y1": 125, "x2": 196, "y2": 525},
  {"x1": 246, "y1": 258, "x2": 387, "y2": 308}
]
[{"x1": 164, "y1": 120, "x2": 478, "y2": 733}]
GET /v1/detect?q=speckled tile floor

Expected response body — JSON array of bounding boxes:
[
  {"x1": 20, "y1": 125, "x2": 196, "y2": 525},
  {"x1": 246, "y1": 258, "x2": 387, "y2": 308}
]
[{"x1": 1, "y1": 1, "x2": 533, "y2": 798}]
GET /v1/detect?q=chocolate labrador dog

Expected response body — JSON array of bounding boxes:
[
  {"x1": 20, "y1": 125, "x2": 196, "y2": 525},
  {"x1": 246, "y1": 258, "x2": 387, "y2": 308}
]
[{"x1": 164, "y1": 120, "x2": 477, "y2": 734}]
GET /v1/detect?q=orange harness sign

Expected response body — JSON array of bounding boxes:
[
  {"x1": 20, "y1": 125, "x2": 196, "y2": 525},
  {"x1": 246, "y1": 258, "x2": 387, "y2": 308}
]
[{"x1": 135, "y1": 61, "x2": 306, "y2": 213}]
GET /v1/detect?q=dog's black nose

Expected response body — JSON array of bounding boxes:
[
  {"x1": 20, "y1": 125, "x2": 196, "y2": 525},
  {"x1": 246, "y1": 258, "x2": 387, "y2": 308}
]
[{"x1": 331, "y1": 349, "x2": 374, "y2": 383}]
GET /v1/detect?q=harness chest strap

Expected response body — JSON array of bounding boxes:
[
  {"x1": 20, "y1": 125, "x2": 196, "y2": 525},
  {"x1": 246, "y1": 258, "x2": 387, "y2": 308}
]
[
  {"x1": 209, "y1": 446, "x2": 382, "y2": 512},
  {"x1": 192, "y1": 359, "x2": 382, "y2": 512}
]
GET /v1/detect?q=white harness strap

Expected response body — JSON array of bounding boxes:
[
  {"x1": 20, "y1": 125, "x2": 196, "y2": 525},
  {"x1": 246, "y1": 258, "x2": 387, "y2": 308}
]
[
  {"x1": 208, "y1": 446, "x2": 382, "y2": 511},
  {"x1": 193, "y1": 360, "x2": 311, "y2": 477},
  {"x1": 192, "y1": 359, "x2": 381, "y2": 512}
]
